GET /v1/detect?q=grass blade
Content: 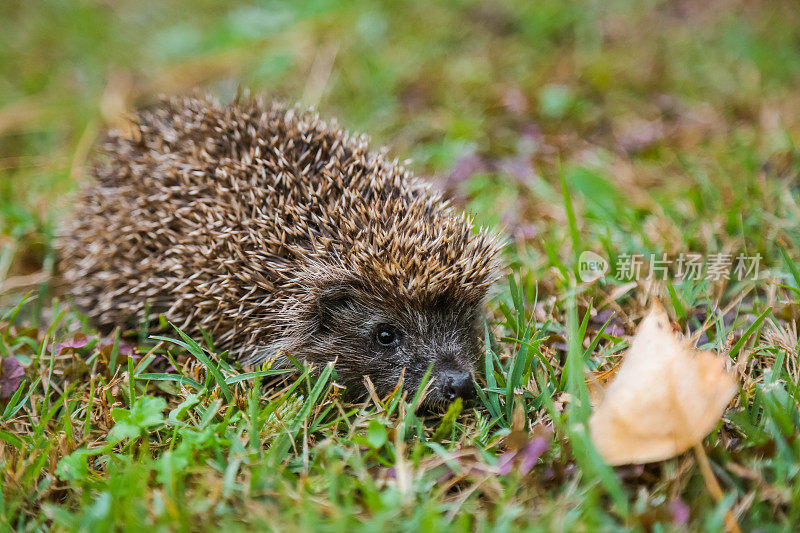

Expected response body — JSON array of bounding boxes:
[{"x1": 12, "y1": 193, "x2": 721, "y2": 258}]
[
  {"x1": 729, "y1": 306, "x2": 772, "y2": 358},
  {"x1": 136, "y1": 373, "x2": 204, "y2": 389},
  {"x1": 224, "y1": 369, "x2": 293, "y2": 385},
  {"x1": 154, "y1": 327, "x2": 233, "y2": 402}
]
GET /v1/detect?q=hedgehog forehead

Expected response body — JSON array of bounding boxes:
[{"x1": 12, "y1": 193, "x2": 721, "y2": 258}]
[
  {"x1": 317, "y1": 190, "x2": 504, "y2": 297},
  {"x1": 339, "y1": 279, "x2": 483, "y2": 328},
  {"x1": 352, "y1": 225, "x2": 503, "y2": 299}
]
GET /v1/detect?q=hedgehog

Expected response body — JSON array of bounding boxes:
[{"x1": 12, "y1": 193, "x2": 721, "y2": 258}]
[{"x1": 57, "y1": 95, "x2": 504, "y2": 406}]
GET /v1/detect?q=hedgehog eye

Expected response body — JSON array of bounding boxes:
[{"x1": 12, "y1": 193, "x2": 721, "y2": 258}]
[{"x1": 375, "y1": 324, "x2": 399, "y2": 347}]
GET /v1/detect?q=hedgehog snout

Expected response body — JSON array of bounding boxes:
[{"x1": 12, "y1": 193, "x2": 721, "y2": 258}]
[
  {"x1": 427, "y1": 341, "x2": 478, "y2": 404},
  {"x1": 439, "y1": 370, "x2": 474, "y2": 401}
]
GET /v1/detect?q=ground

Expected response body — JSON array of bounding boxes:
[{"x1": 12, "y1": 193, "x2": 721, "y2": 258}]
[{"x1": 1, "y1": 0, "x2": 800, "y2": 530}]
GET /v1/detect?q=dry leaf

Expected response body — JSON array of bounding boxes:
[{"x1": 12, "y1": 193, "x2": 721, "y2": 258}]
[
  {"x1": 589, "y1": 300, "x2": 738, "y2": 465},
  {"x1": 0, "y1": 357, "x2": 25, "y2": 399}
]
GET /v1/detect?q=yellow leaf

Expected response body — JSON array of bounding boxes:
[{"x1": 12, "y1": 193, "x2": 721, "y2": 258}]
[{"x1": 589, "y1": 300, "x2": 738, "y2": 466}]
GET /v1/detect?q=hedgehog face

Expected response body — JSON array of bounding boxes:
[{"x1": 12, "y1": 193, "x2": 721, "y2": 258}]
[{"x1": 298, "y1": 286, "x2": 485, "y2": 408}]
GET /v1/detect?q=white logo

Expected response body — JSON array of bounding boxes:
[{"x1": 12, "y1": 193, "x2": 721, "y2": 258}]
[{"x1": 578, "y1": 251, "x2": 609, "y2": 283}]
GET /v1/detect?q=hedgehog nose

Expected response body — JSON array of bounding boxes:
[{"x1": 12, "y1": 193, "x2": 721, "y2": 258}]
[{"x1": 441, "y1": 370, "x2": 474, "y2": 402}]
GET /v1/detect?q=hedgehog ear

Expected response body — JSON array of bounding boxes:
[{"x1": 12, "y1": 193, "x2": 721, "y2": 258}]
[{"x1": 316, "y1": 286, "x2": 355, "y2": 332}]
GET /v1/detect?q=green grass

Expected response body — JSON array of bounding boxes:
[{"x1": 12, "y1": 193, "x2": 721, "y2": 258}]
[{"x1": 3, "y1": 0, "x2": 800, "y2": 530}]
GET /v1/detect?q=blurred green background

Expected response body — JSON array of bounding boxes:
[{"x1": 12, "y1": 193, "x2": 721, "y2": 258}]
[
  {"x1": 4, "y1": 2, "x2": 800, "y2": 529},
  {"x1": 2, "y1": 0, "x2": 800, "y2": 290}
]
